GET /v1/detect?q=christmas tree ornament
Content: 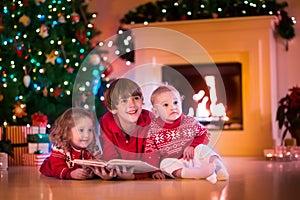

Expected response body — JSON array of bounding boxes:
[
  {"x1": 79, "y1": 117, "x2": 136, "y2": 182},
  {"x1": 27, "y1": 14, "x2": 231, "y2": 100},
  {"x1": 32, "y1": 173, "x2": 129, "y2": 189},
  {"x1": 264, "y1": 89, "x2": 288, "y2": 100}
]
[
  {"x1": 89, "y1": 54, "x2": 101, "y2": 65},
  {"x1": 39, "y1": 24, "x2": 49, "y2": 38},
  {"x1": 13, "y1": 44, "x2": 24, "y2": 57},
  {"x1": 0, "y1": 94, "x2": 3, "y2": 102},
  {"x1": 71, "y1": 12, "x2": 80, "y2": 23},
  {"x1": 58, "y1": 14, "x2": 66, "y2": 23},
  {"x1": 0, "y1": 15, "x2": 4, "y2": 33},
  {"x1": 43, "y1": 87, "x2": 48, "y2": 97},
  {"x1": 45, "y1": 50, "x2": 58, "y2": 65},
  {"x1": 13, "y1": 102, "x2": 27, "y2": 118},
  {"x1": 52, "y1": 87, "x2": 63, "y2": 98},
  {"x1": 23, "y1": 75, "x2": 31, "y2": 87},
  {"x1": 10, "y1": 4, "x2": 17, "y2": 11},
  {"x1": 35, "y1": 0, "x2": 46, "y2": 6},
  {"x1": 23, "y1": 0, "x2": 29, "y2": 7},
  {"x1": 19, "y1": 14, "x2": 31, "y2": 27},
  {"x1": 66, "y1": 66, "x2": 74, "y2": 74},
  {"x1": 75, "y1": 28, "x2": 87, "y2": 44}
]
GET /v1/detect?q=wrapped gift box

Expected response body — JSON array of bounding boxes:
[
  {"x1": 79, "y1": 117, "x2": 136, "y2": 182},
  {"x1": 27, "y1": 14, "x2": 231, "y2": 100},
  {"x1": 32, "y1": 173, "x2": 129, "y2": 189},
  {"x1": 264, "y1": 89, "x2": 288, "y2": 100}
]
[
  {"x1": 22, "y1": 153, "x2": 49, "y2": 166},
  {"x1": 29, "y1": 126, "x2": 47, "y2": 134},
  {"x1": 27, "y1": 134, "x2": 51, "y2": 154},
  {"x1": 6, "y1": 126, "x2": 30, "y2": 166},
  {"x1": 28, "y1": 143, "x2": 51, "y2": 154},
  {"x1": 27, "y1": 134, "x2": 49, "y2": 143}
]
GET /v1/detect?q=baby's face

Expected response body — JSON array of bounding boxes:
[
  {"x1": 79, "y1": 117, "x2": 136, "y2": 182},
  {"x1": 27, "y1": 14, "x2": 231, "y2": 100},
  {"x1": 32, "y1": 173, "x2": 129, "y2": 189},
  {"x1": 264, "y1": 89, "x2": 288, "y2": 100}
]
[
  {"x1": 70, "y1": 116, "x2": 94, "y2": 149},
  {"x1": 153, "y1": 91, "x2": 182, "y2": 123}
]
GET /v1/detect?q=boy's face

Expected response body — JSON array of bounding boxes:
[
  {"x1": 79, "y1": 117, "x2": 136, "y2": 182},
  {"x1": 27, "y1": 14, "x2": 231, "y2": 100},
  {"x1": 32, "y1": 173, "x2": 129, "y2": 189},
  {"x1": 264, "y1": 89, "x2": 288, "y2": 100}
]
[
  {"x1": 70, "y1": 116, "x2": 94, "y2": 149},
  {"x1": 112, "y1": 95, "x2": 143, "y2": 127},
  {"x1": 153, "y1": 91, "x2": 182, "y2": 123}
]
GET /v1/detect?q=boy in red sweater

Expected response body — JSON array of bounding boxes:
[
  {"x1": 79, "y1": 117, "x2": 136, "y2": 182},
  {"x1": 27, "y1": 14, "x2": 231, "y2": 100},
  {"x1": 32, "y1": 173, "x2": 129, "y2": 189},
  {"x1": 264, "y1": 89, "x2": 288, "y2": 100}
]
[
  {"x1": 144, "y1": 85, "x2": 229, "y2": 183},
  {"x1": 95, "y1": 78, "x2": 164, "y2": 180}
]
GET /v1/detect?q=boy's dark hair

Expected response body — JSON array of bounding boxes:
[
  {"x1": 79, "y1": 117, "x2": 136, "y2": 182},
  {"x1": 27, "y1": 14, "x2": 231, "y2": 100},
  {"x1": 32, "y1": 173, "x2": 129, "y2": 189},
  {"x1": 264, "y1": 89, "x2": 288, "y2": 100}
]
[{"x1": 104, "y1": 78, "x2": 143, "y2": 110}]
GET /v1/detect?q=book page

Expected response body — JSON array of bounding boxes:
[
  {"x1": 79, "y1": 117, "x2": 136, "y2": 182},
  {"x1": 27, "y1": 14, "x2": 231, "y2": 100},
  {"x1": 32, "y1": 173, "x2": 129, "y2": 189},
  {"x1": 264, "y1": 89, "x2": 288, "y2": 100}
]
[
  {"x1": 107, "y1": 159, "x2": 158, "y2": 173},
  {"x1": 72, "y1": 159, "x2": 158, "y2": 173},
  {"x1": 72, "y1": 159, "x2": 107, "y2": 167}
]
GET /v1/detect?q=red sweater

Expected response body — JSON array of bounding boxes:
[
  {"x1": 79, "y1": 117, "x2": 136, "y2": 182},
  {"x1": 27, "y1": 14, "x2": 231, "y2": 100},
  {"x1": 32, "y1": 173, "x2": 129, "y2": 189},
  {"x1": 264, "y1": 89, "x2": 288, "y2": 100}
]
[
  {"x1": 144, "y1": 114, "x2": 210, "y2": 167},
  {"x1": 40, "y1": 145, "x2": 93, "y2": 179},
  {"x1": 99, "y1": 109, "x2": 152, "y2": 179}
]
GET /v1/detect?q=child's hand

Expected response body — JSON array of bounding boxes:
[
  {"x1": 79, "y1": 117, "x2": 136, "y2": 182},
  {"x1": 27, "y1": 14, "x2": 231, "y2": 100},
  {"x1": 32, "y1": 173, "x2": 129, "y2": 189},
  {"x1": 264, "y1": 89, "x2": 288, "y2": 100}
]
[
  {"x1": 92, "y1": 166, "x2": 116, "y2": 180},
  {"x1": 152, "y1": 171, "x2": 165, "y2": 180},
  {"x1": 183, "y1": 146, "x2": 195, "y2": 161},
  {"x1": 70, "y1": 168, "x2": 94, "y2": 180},
  {"x1": 115, "y1": 166, "x2": 135, "y2": 180}
]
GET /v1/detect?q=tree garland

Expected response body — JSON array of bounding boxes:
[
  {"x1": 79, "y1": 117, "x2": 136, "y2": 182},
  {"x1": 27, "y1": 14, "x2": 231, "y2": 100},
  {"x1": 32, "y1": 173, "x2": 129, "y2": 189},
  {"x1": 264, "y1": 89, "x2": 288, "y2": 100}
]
[{"x1": 116, "y1": 0, "x2": 296, "y2": 61}]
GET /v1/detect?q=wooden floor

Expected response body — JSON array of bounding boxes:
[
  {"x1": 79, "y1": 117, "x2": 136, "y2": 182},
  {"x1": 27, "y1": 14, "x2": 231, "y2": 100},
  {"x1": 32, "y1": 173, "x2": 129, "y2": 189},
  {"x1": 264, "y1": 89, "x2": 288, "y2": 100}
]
[{"x1": 1, "y1": 157, "x2": 300, "y2": 200}]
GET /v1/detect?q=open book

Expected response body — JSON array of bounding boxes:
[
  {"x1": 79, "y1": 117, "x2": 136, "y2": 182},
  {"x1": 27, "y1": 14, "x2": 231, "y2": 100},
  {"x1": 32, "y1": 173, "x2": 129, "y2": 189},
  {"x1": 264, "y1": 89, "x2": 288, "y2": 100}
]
[{"x1": 72, "y1": 159, "x2": 159, "y2": 173}]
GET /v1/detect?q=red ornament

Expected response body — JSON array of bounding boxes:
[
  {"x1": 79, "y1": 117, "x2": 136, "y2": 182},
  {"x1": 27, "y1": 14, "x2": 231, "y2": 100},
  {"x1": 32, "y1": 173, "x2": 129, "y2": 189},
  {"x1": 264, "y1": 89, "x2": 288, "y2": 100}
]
[
  {"x1": 70, "y1": 12, "x2": 80, "y2": 23},
  {"x1": 52, "y1": 87, "x2": 63, "y2": 98},
  {"x1": 13, "y1": 44, "x2": 24, "y2": 57},
  {"x1": 23, "y1": 0, "x2": 29, "y2": 6},
  {"x1": 75, "y1": 28, "x2": 87, "y2": 44},
  {"x1": 0, "y1": 15, "x2": 4, "y2": 33},
  {"x1": 10, "y1": 5, "x2": 17, "y2": 11}
]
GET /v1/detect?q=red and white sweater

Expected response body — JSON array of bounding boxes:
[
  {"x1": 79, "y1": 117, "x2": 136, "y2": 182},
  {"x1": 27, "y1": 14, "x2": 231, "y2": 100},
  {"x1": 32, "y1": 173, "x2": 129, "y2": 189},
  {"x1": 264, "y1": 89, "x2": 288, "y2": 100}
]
[
  {"x1": 39, "y1": 145, "x2": 93, "y2": 179},
  {"x1": 144, "y1": 114, "x2": 210, "y2": 167}
]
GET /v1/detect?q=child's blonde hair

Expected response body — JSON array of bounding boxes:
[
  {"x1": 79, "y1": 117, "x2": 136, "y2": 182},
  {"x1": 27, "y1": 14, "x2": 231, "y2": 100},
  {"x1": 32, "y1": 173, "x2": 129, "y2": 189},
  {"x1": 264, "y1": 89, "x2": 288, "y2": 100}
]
[
  {"x1": 150, "y1": 84, "x2": 182, "y2": 105},
  {"x1": 49, "y1": 107, "x2": 97, "y2": 152}
]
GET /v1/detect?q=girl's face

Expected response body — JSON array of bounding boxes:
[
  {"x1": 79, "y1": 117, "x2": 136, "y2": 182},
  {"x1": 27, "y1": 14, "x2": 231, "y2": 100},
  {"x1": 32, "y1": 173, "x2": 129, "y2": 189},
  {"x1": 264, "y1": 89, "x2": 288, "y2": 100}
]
[
  {"x1": 112, "y1": 95, "x2": 143, "y2": 130},
  {"x1": 70, "y1": 116, "x2": 94, "y2": 149},
  {"x1": 153, "y1": 91, "x2": 182, "y2": 123}
]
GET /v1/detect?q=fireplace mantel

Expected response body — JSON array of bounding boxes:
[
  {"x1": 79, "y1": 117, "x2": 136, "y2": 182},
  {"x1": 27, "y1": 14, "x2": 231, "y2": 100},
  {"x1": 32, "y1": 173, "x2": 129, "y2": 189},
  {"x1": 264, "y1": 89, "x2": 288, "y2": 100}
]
[{"x1": 124, "y1": 16, "x2": 277, "y2": 156}]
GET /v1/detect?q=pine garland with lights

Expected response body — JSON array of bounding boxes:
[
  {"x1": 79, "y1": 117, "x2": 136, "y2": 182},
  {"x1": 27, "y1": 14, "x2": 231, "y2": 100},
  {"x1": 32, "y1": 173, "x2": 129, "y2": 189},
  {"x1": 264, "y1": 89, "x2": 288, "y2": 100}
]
[
  {"x1": 0, "y1": 0, "x2": 110, "y2": 125},
  {"x1": 116, "y1": 0, "x2": 296, "y2": 61}
]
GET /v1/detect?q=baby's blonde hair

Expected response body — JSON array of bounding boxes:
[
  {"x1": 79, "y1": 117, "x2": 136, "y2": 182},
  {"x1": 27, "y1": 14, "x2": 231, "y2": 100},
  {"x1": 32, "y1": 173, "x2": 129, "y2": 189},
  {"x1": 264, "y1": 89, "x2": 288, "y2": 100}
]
[{"x1": 150, "y1": 84, "x2": 182, "y2": 105}]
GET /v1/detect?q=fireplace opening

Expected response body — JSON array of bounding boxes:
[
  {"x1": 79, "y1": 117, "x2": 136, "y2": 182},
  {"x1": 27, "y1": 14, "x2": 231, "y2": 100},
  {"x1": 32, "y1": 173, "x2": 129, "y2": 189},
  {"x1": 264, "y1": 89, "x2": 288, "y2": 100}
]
[{"x1": 162, "y1": 62, "x2": 243, "y2": 130}]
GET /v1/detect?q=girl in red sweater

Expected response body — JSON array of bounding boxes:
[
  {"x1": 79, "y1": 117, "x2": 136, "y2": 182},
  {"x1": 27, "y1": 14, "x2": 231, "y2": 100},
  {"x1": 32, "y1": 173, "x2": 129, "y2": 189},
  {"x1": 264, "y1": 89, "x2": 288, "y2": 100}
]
[{"x1": 40, "y1": 107, "x2": 100, "y2": 180}]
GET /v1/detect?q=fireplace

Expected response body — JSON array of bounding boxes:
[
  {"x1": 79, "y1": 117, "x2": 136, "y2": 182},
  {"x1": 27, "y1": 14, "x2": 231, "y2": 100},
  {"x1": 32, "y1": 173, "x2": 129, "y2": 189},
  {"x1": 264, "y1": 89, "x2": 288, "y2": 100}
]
[
  {"x1": 162, "y1": 62, "x2": 242, "y2": 130},
  {"x1": 123, "y1": 16, "x2": 277, "y2": 156}
]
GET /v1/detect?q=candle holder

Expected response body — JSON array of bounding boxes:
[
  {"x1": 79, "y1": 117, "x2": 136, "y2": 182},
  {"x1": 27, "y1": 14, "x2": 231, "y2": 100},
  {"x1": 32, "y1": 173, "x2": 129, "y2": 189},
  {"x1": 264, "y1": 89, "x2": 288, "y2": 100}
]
[
  {"x1": 274, "y1": 146, "x2": 293, "y2": 161},
  {"x1": 290, "y1": 146, "x2": 300, "y2": 160},
  {"x1": 263, "y1": 149, "x2": 275, "y2": 161}
]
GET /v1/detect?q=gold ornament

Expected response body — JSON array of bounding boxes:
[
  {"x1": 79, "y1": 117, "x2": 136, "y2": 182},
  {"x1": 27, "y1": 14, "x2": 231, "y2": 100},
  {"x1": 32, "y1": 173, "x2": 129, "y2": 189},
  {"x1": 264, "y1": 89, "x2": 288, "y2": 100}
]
[
  {"x1": 19, "y1": 14, "x2": 31, "y2": 27},
  {"x1": 45, "y1": 50, "x2": 57, "y2": 65}
]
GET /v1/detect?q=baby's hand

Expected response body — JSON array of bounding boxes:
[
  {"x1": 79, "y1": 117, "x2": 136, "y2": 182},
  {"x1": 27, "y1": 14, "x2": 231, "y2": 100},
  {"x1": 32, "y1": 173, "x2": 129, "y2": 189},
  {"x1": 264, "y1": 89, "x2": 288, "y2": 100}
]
[
  {"x1": 70, "y1": 168, "x2": 94, "y2": 180},
  {"x1": 183, "y1": 146, "x2": 195, "y2": 161}
]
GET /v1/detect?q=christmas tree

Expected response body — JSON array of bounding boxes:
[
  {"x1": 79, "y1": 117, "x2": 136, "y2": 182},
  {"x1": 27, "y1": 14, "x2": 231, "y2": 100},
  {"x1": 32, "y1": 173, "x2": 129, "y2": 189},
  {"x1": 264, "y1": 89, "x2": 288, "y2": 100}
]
[{"x1": 0, "y1": 0, "x2": 110, "y2": 125}]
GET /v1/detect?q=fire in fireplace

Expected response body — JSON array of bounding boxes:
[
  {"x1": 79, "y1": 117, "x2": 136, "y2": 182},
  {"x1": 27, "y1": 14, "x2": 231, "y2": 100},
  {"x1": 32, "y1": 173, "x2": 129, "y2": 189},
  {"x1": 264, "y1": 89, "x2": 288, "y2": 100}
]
[{"x1": 162, "y1": 62, "x2": 243, "y2": 130}]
